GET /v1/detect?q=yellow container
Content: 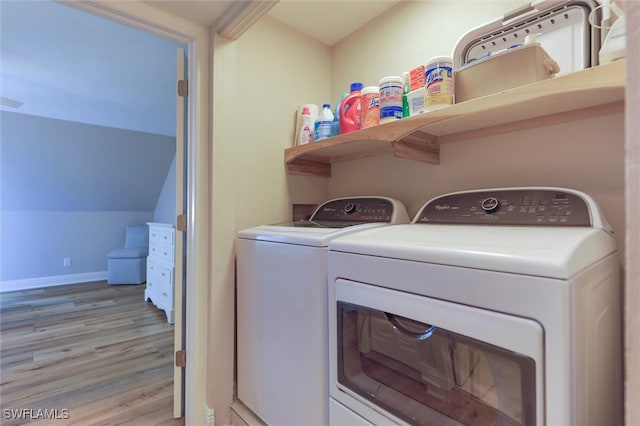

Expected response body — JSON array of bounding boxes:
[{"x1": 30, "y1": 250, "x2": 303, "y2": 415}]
[{"x1": 424, "y1": 56, "x2": 454, "y2": 112}]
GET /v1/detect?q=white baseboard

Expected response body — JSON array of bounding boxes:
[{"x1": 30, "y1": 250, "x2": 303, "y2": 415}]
[
  {"x1": 204, "y1": 405, "x2": 215, "y2": 426},
  {"x1": 0, "y1": 271, "x2": 108, "y2": 292}
]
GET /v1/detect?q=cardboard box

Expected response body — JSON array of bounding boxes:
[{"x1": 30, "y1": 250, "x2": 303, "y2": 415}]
[{"x1": 454, "y1": 43, "x2": 559, "y2": 103}]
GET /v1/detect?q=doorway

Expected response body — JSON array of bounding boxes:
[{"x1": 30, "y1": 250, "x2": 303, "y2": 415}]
[{"x1": 0, "y1": 2, "x2": 200, "y2": 420}]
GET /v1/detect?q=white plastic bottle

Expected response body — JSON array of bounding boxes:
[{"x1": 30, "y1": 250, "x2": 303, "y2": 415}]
[
  {"x1": 298, "y1": 107, "x2": 314, "y2": 145},
  {"x1": 379, "y1": 76, "x2": 404, "y2": 123},
  {"x1": 316, "y1": 104, "x2": 334, "y2": 141}
]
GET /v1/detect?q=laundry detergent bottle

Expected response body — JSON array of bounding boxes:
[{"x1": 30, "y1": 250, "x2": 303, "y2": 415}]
[
  {"x1": 339, "y1": 82, "x2": 363, "y2": 134},
  {"x1": 298, "y1": 107, "x2": 314, "y2": 145}
]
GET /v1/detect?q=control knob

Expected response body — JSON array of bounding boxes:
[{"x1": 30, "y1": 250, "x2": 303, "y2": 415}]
[
  {"x1": 481, "y1": 197, "x2": 500, "y2": 214},
  {"x1": 344, "y1": 202, "x2": 359, "y2": 215}
]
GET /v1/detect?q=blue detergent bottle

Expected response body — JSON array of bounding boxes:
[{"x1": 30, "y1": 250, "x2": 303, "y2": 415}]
[{"x1": 331, "y1": 93, "x2": 348, "y2": 136}]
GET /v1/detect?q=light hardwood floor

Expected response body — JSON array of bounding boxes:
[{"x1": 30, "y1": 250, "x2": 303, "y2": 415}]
[{"x1": 0, "y1": 281, "x2": 183, "y2": 426}]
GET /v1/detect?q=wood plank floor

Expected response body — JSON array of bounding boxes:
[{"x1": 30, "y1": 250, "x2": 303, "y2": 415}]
[{"x1": 0, "y1": 281, "x2": 183, "y2": 426}]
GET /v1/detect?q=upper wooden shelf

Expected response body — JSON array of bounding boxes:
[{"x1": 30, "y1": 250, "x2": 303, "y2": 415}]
[{"x1": 285, "y1": 60, "x2": 626, "y2": 177}]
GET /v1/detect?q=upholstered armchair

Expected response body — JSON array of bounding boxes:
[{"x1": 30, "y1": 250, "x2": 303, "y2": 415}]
[{"x1": 107, "y1": 224, "x2": 149, "y2": 285}]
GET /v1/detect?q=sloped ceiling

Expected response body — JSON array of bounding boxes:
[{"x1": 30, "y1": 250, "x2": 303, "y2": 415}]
[
  {"x1": 0, "y1": 1, "x2": 179, "y2": 213},
  {"x1": 1, "y1": 111, "x2": 175, "y2": 212}
]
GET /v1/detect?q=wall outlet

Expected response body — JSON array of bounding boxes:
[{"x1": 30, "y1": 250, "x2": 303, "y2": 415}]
[{"x1": 63, "y1": 257, "x2": 72, "y2": 267}]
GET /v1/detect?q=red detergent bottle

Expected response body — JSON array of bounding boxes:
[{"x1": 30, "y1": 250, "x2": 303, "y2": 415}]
[{"x1": 339, "y1": 82, "x2": 363, "y2": 134}]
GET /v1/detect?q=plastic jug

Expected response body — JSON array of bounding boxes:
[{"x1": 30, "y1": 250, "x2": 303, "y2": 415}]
[
  {"x1": 339, "y1": 82, "x2": 363, "y2": 134},
  {"x1": 297, "y1": 107, "x2": 314, "y2": 145},
  {"x1": 316, "y1": 104, "x2": 334, "y2": 141},
  {"x1": 331, "y1": 93, "x2": 348, "y2": 137}
]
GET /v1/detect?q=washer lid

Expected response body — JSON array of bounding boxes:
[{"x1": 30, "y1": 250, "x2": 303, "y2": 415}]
[
  {"x1": 329, "y1": 224, "x2": 617, "y2": 279},
  {"x1": 237, "y1": 222, "x2": 396, "y2": 247}
]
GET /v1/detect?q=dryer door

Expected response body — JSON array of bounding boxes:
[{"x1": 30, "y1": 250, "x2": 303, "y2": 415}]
[{"x1": 331, "y1": 279, "x2": 544, "y2": 426}]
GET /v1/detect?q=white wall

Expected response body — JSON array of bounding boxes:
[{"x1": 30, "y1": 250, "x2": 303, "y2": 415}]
[{"x1": 0, "y1": 210, "x2": 152, "y2": 286}]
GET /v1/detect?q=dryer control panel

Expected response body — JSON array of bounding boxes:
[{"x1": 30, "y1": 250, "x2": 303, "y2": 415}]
[{"x1": 416, "y1": 189, "x2": 592, "y2": 226}]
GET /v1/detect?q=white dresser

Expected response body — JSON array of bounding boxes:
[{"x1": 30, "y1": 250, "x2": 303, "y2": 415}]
[{"x1": 145, "y1": 222, "x2": 175, "y2": 324}]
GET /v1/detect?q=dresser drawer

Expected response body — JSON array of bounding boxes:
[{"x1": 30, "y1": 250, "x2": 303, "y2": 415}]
[
  {"x1": 147, "y1": 258, "x2": 173, "y2": 287},
  {"x1": 149, "y1": 226, "x2": 174, "y2": 246},
  {"x1": 149, "y1": 242, "x2": 174, "y2": 264},
  {"x1": 147, "y1": 272, "x2": 173, "y2": 299},
  {"x1": 156, "y1": 283, "x2": 173, "y2": 308}
]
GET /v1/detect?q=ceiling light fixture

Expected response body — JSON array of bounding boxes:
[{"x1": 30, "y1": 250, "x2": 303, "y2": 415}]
[{"x1": 0, "y1": 97, "x2": 23, "y2": 108}]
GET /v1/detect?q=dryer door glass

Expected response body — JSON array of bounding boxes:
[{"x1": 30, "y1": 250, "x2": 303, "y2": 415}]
[{"x1": 337, "y1": 302, "x2": 536, "y2": 426}]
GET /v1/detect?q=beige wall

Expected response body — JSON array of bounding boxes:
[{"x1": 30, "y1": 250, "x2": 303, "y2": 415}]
[
  {"x1": 210, "y1": 16, "x2": 331, "y2": 424},
  {"x1": 234, "y1": 16, "x2": 332, "y2": 230},
  {"x1": 330, "y1": 0, "x2": 517, "y2": 104},
  {"x1": 209, "y1": 33, "x2": 237, "y2": 426},
  {"x1": 625, "y1": 2, "x2": 639, "y2": 424}
]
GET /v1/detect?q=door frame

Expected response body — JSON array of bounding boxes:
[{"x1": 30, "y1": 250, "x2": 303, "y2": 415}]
[{"x1": 64, "y1": 2, "x2": 210, "y2": 423}]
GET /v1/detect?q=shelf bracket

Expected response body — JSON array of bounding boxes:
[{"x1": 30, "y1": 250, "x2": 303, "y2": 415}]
[
  {"x1": 286, "y1": 155, "x2": 332, "y2": 177},
  {"x1": 393, "y1": 130, "x2": 440, "y2": 164}
]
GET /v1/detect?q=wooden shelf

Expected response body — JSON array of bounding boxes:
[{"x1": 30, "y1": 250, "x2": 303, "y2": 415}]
[{"x1": 285, "y1": 60, "x2": 625, "y2": 177}]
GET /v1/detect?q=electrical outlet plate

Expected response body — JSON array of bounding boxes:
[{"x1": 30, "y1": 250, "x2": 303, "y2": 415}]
[{"x1": 63, "y1": 258, "x2": 71, "y2": 267}]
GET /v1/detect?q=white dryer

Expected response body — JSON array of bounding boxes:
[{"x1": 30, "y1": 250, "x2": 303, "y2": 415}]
[
  {"x1": 236, "y1": 196, "x2": 409, "y2": 426},
  {"x1": 327, "y1": 187, "x2": 622, "y2": 426}
]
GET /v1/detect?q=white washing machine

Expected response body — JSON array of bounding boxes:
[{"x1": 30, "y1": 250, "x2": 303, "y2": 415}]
[
  {"x1": 236, "y1": 196, "x2": 409, "y2": 425},
  {"x1": 327, "y1": 187, "x2": 622, "y2": 426}
]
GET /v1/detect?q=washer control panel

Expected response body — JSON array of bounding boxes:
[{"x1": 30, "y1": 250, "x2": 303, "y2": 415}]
[
  {"x1": 416, "y1": 189, "x2": 592, "y2": 226},
  {"x1": 312, "y1": 197, "x2": 394, "y2": 223}
]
